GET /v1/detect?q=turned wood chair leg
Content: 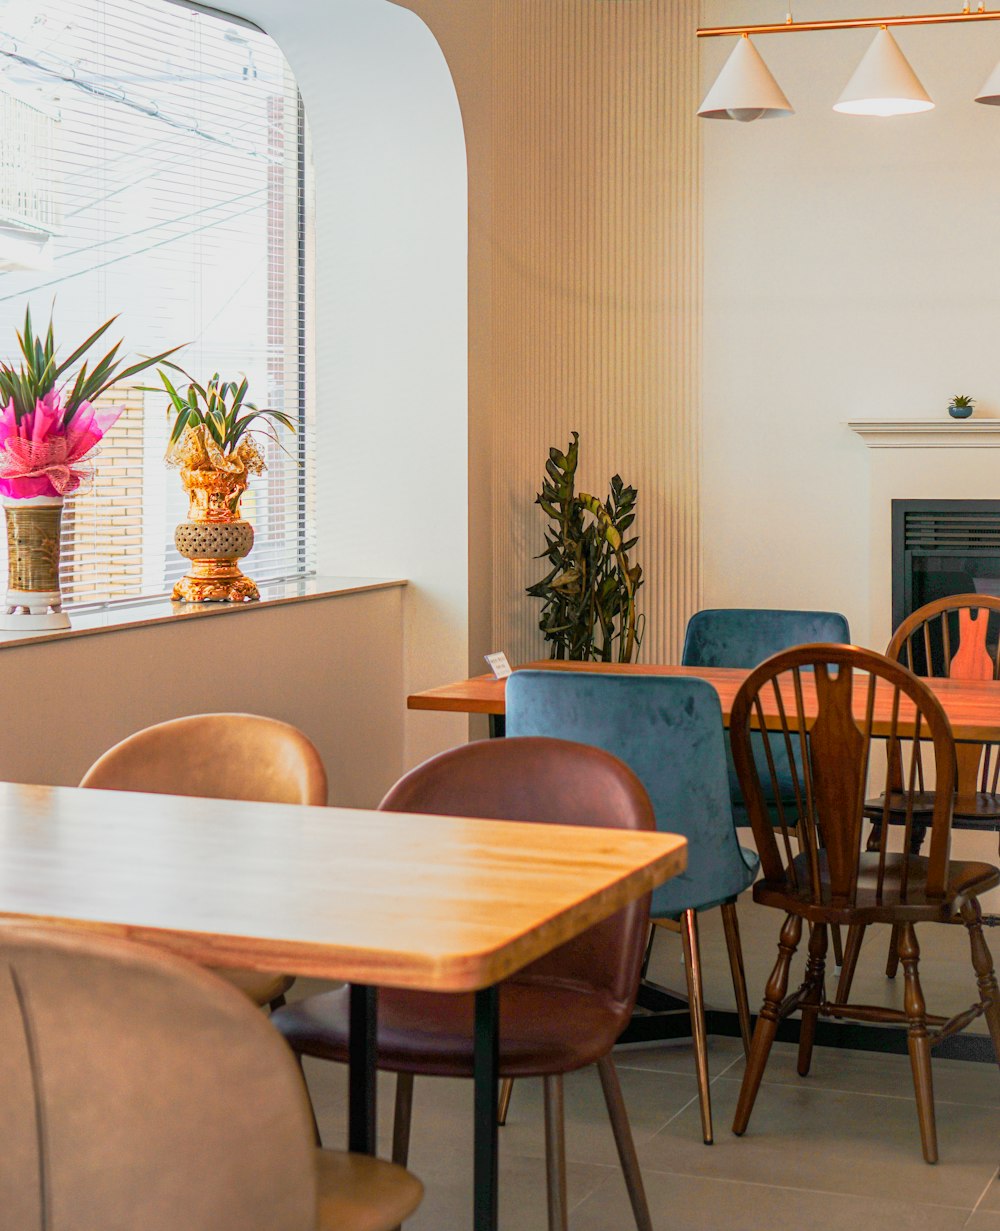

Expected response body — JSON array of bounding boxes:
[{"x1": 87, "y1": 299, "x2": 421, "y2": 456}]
[
  {"x1": 835, "y1": 923, "x2": 866, "y2": 1004},
  {"x1": 962, "y1": 899, "x2": 1000, "y2": 1070},
  {"x1": 543, "y1": 1074, "x2": 568, "y2": 1231},
  {"x1": 798, "y1": 922, "x2": 828, "y2": 1077},
  {"x1": 392, "y1": 1072, "x2": 414, "y2": 1167},
  {"x1": 899, "y1": 923, "x2": 937, "y2": 1164},
  {"x1": 681, "y1": 908, "x2": 713, "y2": 1145},
  {"x1": 733, "y1": 912, "x2": 802, "y2": 1137},
  {"x1": 498, "y1": 1077, "x2": 514, "y2": 1126},
  {"x1": 886, "y1": 923, "x2": 902, "y2": 979},
  {"x1": 720, "y1": 900, "x2": 752, "y2": 1061},
  {"x1": 596, "y1": 1054, "x2": 653, "y2": 1231}
]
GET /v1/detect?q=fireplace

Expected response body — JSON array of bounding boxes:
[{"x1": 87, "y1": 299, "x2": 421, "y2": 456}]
[{"x1": 892, "y1": 499, "x2": 1000, "y2": 668}]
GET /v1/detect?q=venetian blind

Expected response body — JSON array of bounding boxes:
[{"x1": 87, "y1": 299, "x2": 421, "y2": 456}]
[{"x1": 0, "y1": 0, "x2": 314, "y2": 606}]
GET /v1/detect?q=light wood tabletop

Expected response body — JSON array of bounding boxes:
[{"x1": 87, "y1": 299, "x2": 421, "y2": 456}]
[
  {"x1": 408, "y1": 660, "x2": 1000, "y2": 743},
  {"x1": 0, "y1": 782, "x2": 687, "y2": 993}
]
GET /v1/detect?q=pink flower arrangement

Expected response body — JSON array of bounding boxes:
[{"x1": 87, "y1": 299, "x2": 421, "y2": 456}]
[
  {"x1": 0, "y1": 306, "x2": 180, "y2": 503},
  {"x1": 0, "y1": 392, "x2": 123, "y2": 499}
]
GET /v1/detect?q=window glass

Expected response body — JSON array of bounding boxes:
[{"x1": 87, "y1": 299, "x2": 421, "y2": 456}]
[{"x1": 0, "y1": 0, "x2": 314, "y2": 605}]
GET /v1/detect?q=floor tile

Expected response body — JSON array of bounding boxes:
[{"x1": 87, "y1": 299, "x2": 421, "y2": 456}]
[
  {"x1": 572, "y1": 1169, "x2": 970, "y2": 1231},
  {"x1": 636, "y1": 1075, "x2": 999, "y2": 1209}
]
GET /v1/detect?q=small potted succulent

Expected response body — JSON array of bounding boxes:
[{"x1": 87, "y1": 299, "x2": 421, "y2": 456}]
[
  {"x1": 948, "y1": 394, "x2": 975, "y2": 420},
  {"x1": 150, "y1": 369, "x2": 295, "y2": 602}
]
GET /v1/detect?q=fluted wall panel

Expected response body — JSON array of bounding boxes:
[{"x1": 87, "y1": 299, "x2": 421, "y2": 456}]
[{"x1": 398, "y1": 0, "x2": 702, "y2": 664}]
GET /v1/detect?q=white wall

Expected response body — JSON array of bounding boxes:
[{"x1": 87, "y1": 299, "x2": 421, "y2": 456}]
[
  {"x1": 701, "y1": 1, "x2": 1000, "y2": 647},
  {"x1": 219, "y1": 0, "x2": 469, "y2": 765},
  {"x1": 0, "y1": 589, "x2": 405, "y2": 808}
]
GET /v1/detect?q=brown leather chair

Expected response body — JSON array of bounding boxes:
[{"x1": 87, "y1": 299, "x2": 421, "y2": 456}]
[
  {"x1": 80, "y1": 713, "x2": 328, "y2": 1008},
  {"x1": 0, "y1": 925, "x2": 422, "y2": 1231},
  {"x1": 729, "y1": 644, "x2": 1000, "y2": 1164},
  {"x1": 273, "y1": 737, "x2": 657, "y2": 1231}
]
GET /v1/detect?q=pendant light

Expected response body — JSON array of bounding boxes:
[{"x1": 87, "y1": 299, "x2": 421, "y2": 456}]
[
  {"x1": 833, "y1": 27, "x2": 934, "y2": 116},
  {"x1": 975, "y1": 56, "x2": 1000, "y2": 105},
  {"x1": 698, "y1": 33, "x2": 794, "y2": 122}
]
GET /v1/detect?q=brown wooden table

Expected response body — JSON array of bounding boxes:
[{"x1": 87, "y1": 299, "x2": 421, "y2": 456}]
[
  {"x1": 0, "y1": 781, "x2": 685, "y2": 1231},
  {"x1": 408, "y1": 660, "x2": 1000, "y2": 743}
]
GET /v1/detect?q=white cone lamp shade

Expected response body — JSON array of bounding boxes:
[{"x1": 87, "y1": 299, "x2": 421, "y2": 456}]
[
  {"x1": 698, "y1": 34, "x2": 794, "y2": 122},
  {"x1": 834, "y1": 28, "x2": 934, "y2": 116},
  {"x1": 975, "y1": 58, "x2": 1000, "y2": 105}
]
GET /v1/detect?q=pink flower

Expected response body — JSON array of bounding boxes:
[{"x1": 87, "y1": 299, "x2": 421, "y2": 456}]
[{"x1": 0, "y1": 396, "x2": 123, "y2": 499}]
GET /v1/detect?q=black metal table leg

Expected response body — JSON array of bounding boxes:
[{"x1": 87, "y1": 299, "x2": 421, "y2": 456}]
[
  {"x1": 349, "y1": 983, "x2": 377, "y2": 1154},
  {"x1": 474, "y1": 984, "x2": 500, "y2": 1231},
  {"x1": 488, "y1": 714, "x2": 506, "y2": 739}
]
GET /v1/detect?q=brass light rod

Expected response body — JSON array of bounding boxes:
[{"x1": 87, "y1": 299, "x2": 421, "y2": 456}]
[{"x1": 698, "y1": 10, "x2": 1000, "y2": 37}]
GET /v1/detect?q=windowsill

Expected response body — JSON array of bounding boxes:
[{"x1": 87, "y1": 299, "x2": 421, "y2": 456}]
[{"x1": 0, "y1": 575, "x2": 408, "y2": 649}]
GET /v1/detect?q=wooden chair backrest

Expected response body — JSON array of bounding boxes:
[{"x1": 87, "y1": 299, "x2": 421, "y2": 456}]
[
  {"x1": 730, "y1": 644, "x2": 956, "y2": 904},
  {"x1": 887, "y1": 594, "x2": 1000, "y2": 794}
]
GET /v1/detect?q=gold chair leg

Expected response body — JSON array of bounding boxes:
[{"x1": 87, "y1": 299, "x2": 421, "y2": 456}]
[
  {"x1": 720, "y1": 900, "x2": 752, "y2": 1061},
  {"x1": 498, "y1": 1077, "x2": 514, "y2": 1126},
  {"x1": 797, "y1": 922, "x2": 827, "y2": 1077},
  {"x1": 899, "y1": 924, "x2": 937, "y2": 1164},
  {"x1": 543, "y1": 1074, "x2": 568, "y2": 1231},
  {"x1": 733, "y1": 912, "x2": 802, "y2": 1137},
  {"x1": 681, "y1": 908, "x2": 713, "y2": 1145},
  {"x1": 835, "y1": 923, "x2": 866, "y2": 1004},
  {"x1": 596, "y1": 1055, "x2": 653, "y2": 1231},
  {"x1": 962, "y1": 899, "x2": 1000, "y2": 1071},
  {"x1": 392, "y1": 1072, "x2": 414, "y2": 1167}
]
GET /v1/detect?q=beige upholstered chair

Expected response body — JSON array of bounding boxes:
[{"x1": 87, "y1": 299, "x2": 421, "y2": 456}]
[
  {"x1": 0, "y1": 926, "x2": 422, "y2": 1231},
  {"x1": 80, "y1": 713, "x2": 328, "y2": 1008}
]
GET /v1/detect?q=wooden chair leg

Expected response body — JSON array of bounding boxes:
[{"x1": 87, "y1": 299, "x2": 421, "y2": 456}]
[
  {"x1": 733, "y1": 912, "x2": 802, "y2": 1137},
  {"x1": 681, "y1": 908, "x2": 713, "y2": 1145},
  {"x1": 640, "y1": 924, "x2": 655, "y2": 980},
  {"x1": 898, "y1": 923, "x2": 937, "y2": 1164},
  {"x1": 596, "y1": 1054, "x2": 653, "y2": 1231},
  {"x1": 543, "y1": 1074, "x2": 568, "y2": 1231},
  {"x1": 293, "y1": 1053, "x2": 322, "y2": 1147},
  {"x1": 392, "y1": 1072, "x2": 414, "y2": 1167},
  {"x1": 835, "y1": 923, "x2": 866, "y2": 1004},
  {"x1": 886, "y1": 923, "x2": 902, "y2": 979},
  {"x1": 831, "y1": 924, "x2": 844, "y2": 968},
  {"x1": 962, "y1": 899, "x2": 1000, "y2": 1070},
  {"x1": 720, "y1": 900, "x2": 752, "y2": 1061},
  {"x1": 798, "y1": 922, "x2": 828, "y2": 1077}
]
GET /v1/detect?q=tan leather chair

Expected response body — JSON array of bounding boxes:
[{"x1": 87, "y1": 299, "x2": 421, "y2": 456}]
[
  {"x1": 0, "y1": 926, "x2": 421, "y2": 1231},
  {"x1": 80, "y1": 713, "x2": 327, "y2": 1008},
  {"x1": 274, "y1": 737, "x2": 657, "y2": 1231}
]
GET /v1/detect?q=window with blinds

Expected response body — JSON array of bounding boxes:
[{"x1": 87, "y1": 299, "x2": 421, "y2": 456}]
[{"x1": 0, "y1": 0, "x2": 314, "y2": 606}]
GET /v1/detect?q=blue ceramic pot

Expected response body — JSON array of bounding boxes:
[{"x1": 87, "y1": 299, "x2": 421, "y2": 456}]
[{"x1": 949, "y1": 404, "x2": 974, "y2": 419}]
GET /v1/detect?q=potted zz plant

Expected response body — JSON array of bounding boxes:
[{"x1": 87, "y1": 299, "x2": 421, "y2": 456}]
[
  {"x1": 0, "y1": 307, "x2": 177, "y2": 629},
  {"x1": 151, "y1": 369, "x2": 295, "y2": 602}
]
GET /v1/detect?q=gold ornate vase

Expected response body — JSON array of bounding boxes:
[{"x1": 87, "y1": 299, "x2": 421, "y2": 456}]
[
  {"x1": 172, "y1": 467, "x2": 259, "y2": 603},
  {"x1": 1, "y1": 495, "x2": 71, "y2": 630}
]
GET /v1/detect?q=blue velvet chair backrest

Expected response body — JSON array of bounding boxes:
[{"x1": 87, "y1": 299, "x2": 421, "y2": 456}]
[
  {"x1": 506, "y1": 671, "x2": 755, "y2": 917},
  {"x1": 682, "y1": 608, "x2": 851, "y2": 670},
  {"x1": 682, "y1": 608, "x2": 851, "y2": 823}
]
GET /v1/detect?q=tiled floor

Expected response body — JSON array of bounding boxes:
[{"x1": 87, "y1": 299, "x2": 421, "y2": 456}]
[{"x1": 291, "y1": 829, "x2": 1000, "y2": 1230}]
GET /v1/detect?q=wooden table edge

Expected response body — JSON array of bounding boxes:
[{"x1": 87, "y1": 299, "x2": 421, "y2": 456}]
[{"x1": 0, "y1": 836, "x2": 687, "y2": 993}]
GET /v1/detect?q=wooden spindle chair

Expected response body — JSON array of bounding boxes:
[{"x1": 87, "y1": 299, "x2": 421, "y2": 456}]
[
  {"x1": 848, "y1": 596, "x2": 1000, "y2": 989},
  {"x1": 729, "y1": 643, "x2": 1000, "y2": 1164}
]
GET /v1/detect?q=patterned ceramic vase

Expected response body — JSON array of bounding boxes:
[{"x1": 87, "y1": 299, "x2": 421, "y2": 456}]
[
  {"x1": 1, "y1": 495, "x2": 71, "y2": 630},
  {"x1": 172, "y1": 468, "x2": 259, "y2": 603}
]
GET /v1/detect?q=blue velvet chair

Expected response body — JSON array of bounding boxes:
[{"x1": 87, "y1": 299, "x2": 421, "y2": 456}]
[
  {"x1": 506, "y1": 670, "x2": 758, "y2": 1145},
  {"x1": 681, "y1": 608, "x2": 852, "y2": 828}
]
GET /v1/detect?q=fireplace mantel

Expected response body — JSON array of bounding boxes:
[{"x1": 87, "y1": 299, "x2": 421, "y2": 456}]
[{"x1": 848, "y1": 419, "x2": 1000, "y2": 448}]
